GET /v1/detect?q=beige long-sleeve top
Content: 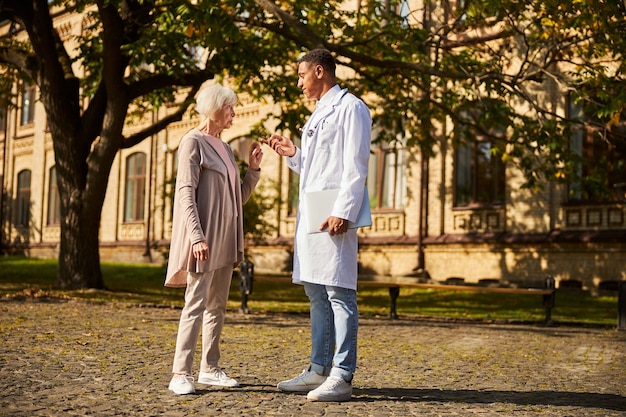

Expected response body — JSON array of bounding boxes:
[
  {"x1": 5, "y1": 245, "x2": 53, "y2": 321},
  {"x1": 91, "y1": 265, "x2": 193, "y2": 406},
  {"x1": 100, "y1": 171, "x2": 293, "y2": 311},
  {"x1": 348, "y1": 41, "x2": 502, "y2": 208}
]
[{"x1": 165, "y1": 128, "x2": 260, "y2": 288}]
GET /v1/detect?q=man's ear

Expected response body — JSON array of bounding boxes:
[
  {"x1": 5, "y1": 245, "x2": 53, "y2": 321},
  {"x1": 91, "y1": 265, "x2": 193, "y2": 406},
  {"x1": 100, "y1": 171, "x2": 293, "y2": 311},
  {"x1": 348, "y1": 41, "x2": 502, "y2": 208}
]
[{"x1": 315, "y1": 64, "x2": 324, "y2": 78}]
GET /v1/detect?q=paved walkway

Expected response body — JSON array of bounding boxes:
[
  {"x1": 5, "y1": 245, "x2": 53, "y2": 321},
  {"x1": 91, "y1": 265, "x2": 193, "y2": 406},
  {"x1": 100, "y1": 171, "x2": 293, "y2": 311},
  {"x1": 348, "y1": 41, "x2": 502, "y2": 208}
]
[{"x1": 1, "y1": 298, "x2": 625, "y2": 416}]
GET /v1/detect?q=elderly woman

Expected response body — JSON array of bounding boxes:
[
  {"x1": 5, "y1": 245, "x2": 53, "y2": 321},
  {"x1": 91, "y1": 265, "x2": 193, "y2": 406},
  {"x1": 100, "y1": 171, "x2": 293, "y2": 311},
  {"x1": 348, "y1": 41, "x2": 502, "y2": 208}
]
[{"x1": 165, "y1": 83, "x2": 263, "y2": 395}]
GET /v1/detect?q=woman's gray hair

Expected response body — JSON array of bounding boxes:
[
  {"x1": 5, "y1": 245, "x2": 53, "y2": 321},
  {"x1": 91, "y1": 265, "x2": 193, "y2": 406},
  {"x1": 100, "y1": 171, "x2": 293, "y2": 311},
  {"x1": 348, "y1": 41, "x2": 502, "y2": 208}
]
[{"x1": 195, "y1": 83, "x2": 237, "y2": 119}]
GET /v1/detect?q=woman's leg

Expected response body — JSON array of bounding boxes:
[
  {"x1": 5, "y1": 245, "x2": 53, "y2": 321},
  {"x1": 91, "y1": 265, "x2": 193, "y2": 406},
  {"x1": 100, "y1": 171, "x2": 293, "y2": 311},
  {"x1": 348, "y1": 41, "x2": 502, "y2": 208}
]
[
  {"x1": 172, "y1": 271, "x2": 213, "y2": 375},
  {"x1": 200, "y1": 265, "x2": 233, "y2": 371}
]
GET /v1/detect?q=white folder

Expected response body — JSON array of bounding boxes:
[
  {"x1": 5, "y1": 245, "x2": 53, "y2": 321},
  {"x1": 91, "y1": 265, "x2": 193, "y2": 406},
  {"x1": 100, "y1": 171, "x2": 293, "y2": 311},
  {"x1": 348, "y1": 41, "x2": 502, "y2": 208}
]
[{"x1": 303, "y1": 188, "x2": 372, "y2": 234}]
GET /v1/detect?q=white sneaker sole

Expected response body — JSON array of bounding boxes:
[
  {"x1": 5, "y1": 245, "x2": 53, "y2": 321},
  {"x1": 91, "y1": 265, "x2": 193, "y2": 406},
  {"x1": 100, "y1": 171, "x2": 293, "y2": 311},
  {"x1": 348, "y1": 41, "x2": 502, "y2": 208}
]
[
  {"x1": 198, "y1": 379, "x2": 239, "y2": 387},
  {"x1": 277, "y1": 382, "x2": 324, "y2": 393},
  {"x1": 307, "y1": 391, "x2": 352, "y2": 402},
  {"x1": 168, "y1": 385, "x2": 195, "y2": 395}
]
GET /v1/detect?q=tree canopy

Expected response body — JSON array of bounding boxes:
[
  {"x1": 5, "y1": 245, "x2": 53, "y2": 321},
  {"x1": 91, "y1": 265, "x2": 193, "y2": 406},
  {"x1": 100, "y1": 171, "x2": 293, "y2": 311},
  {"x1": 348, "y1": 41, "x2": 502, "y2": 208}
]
[{"x1": 241, "y1": 0, "x2": 626, "y2": 195}]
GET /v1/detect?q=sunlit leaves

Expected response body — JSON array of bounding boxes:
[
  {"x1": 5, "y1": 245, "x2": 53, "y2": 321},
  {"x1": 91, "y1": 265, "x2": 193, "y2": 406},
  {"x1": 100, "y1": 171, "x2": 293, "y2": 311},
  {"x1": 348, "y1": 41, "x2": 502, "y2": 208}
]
[
  {"x1": 3, "y1": 0, "x2": 624, "y2": 197},
  {"x1": 233, "y1": 0, "x2": 626, "y2": 196}
]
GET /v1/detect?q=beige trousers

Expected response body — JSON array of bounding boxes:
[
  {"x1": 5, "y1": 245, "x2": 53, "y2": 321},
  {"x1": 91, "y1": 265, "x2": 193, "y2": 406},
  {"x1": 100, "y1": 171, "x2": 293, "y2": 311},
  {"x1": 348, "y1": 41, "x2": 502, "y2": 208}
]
[{"x1": 171, "y1": 265, "x2": 233, "y2": 375}]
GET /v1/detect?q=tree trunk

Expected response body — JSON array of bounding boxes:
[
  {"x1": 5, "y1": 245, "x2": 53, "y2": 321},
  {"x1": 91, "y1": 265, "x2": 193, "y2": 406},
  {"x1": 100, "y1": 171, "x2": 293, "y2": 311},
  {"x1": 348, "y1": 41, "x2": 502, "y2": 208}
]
[
  {"x1": 53, "y1": 133, "x2": 116, "y2": 290},
  {"x1": 57, "y1": 200, "x2": 104, "y2": 289},
  {"x1": 50, "y1": 116, "x2": 115, "y2": 290}
]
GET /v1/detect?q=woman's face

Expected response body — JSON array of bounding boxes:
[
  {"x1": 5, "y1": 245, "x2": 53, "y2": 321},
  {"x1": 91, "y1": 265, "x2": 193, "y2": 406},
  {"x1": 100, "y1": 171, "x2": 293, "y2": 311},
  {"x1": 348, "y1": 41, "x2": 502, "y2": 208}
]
[{"x1": 213, "y1": 103, "x2": 236, "y2": 130}]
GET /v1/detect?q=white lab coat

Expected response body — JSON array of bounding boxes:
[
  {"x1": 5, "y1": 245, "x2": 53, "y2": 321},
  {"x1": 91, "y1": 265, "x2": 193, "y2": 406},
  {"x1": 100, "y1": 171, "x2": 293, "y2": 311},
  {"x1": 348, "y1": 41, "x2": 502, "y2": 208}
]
[{"x1": 287, "y1": 85, "x2": 371, "y2": 290}]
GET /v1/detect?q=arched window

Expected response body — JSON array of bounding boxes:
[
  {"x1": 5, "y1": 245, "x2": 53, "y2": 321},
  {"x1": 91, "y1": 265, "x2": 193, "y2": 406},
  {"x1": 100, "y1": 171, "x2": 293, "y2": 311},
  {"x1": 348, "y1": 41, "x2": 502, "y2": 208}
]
[
  {"x1": 16, "y1": 170, "x2": 31, "y2": 226},
  {"x1": 47, "y1": 166, "x2": 61, "y2": 225},
  {"x1": 124, "y1": 152, "x2": 146, "y2": 222}
]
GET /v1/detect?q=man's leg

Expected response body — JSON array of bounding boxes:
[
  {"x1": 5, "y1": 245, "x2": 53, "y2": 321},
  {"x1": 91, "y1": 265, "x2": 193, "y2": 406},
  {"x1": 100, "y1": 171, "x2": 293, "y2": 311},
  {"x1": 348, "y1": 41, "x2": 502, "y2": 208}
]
[
  {"x1": 304, "y1": 282, "x2": 334, "y2": 375},
  {"x1": 327, "y1": 285, "x2": 358, "y2": 382},
  {"x1": 276, "y1": 282, "x2": 332, "y2": 392},
  {"x1": 306, "y1": 285, "x2": 357, "y2": 402}
]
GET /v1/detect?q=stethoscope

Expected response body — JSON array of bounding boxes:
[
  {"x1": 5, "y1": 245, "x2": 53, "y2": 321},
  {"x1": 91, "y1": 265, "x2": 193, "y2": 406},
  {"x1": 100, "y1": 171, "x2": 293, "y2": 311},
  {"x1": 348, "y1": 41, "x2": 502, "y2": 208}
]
[
  {"x1": 299, "y1": 124, "x2": 318, "y2": 138},
  {"x1": 299, "y1": 88, "x2": 348, "y2": 138}
]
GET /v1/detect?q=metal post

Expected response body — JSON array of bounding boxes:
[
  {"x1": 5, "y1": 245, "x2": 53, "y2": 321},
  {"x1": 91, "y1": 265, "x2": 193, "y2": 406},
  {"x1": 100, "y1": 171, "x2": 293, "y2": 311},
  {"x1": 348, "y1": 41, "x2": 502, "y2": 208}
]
[
  {"x1": 543, "y1": 275, "x2": 556, "y2": 326},
  {"x1": 618, "y1": 281, "x2": 626, "y2": 331},
  {"x1": 388, "y1": 286, "x2": 400, "y2": 319},
  {"x1": 239, "y1": 258, "x2": 254, "y2": 314}
]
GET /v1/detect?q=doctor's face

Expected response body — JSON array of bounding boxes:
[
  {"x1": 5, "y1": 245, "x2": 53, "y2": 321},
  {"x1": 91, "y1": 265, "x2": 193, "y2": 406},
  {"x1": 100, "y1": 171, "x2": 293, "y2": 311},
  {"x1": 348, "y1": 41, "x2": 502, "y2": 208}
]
[{"x1": 297, "y1": 61, "x2": 323, "y2": 100}]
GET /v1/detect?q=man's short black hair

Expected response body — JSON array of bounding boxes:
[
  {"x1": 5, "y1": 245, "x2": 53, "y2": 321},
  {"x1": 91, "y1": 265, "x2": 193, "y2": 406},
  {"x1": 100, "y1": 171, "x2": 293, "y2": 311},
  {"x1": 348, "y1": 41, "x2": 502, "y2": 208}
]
[{"x1": 298, "y1": 49, "x2": 336, "y2": 76}]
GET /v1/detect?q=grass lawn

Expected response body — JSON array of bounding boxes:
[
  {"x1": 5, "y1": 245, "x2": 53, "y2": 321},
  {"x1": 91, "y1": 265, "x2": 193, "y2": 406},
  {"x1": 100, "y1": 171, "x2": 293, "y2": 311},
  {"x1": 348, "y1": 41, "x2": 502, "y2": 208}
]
[{"x1": 0, "y1": 256, "x2": 620, "y2": 327}]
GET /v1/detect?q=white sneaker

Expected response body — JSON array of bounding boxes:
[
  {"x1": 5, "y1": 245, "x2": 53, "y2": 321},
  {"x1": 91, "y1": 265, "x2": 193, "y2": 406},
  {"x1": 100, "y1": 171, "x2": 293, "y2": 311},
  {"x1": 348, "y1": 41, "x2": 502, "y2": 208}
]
[
  {"x1": 277, "y1": 369, "x2": 327, "y2": 392},
  {"x1": 306, "y1": 376, "x2": 352, "y2": 402},
  {"x1": 198, "y1": 369, "x2": 239, "y2": 387},
  {"x1": 168, "y1": 374, "x2": 196, "y2": 395}
]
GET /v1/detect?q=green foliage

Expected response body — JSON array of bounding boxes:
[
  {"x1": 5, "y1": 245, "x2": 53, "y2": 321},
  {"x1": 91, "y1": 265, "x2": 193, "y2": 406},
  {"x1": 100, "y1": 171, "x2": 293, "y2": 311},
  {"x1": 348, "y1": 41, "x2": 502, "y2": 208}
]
[
  {"x1": 1, "y1": 0, "x2": 624, "y2": 191},
  {"x1": 242, "y1": 179, "x2": 279, "y2": 242},
  {"x1": 233, "y1": 0, "x2": 626, "y2": 197}
]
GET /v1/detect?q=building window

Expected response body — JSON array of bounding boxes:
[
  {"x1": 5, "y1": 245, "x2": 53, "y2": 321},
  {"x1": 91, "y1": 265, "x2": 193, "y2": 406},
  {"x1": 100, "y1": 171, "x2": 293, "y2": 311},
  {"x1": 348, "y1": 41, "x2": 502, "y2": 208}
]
[
  {"x1": 568, "y1": 98, "x2": 626, "y2": 202},
  {"x1": 124, "y1": 152, "x2": 146, "y2": 222},
  {"x1": 454, "y1": 103, "x2": 506, "y2": 207},
  {"x1": 287, "y1": 136, "x2": 302, "y2": 216},
  {"x1": 287, "y1": 169, "x2": 299, "y2": 216},
  {"x1": 369, "y1": 144, "x2": 407, "y2": 210},
  {"x1": 168, "y1": 147, "x2": 178, "y2": 216},
  {"x1": 20, "y1": 82, "x2": 36, "y2": 126},
  {"x1": 0, "y1": 106, "x2": 6, "y2": 132},
  {"x1": 172, "y1": 148, "x2": 178, "y2": 175},
  {"x1": 228, "y1": 136, "x2": 254, "y2": 168},
  {"x1": 455, "y1": 140, "x2": 505, "y2": 207},
  {"x1": 47, "y1": 166, "x2": 61, "y2": 225},
  {"x1": 16, "y1": 170, "x2": 31, "y2": 226}
]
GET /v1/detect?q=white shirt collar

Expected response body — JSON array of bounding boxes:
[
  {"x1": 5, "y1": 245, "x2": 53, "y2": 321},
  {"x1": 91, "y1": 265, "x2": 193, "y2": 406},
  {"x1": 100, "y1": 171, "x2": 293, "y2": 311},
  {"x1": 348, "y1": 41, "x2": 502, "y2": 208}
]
[{"x1": 316, "y1": 84, "x2": 341, "y2": 108}]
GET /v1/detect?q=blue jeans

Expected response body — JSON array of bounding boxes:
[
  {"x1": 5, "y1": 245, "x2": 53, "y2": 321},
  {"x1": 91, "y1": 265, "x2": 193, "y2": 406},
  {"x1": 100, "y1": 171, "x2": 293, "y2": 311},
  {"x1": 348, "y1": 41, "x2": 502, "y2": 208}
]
[{"x1": 303, "y1": 282, "x2": 358, "y2": 382}]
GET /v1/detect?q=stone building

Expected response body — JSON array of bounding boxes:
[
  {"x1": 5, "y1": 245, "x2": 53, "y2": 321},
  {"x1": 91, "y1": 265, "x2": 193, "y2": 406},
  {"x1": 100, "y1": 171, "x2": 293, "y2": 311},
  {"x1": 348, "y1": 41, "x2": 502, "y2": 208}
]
[{"x1": 1, "y1": 2, "x2": 624, "y2": 292}]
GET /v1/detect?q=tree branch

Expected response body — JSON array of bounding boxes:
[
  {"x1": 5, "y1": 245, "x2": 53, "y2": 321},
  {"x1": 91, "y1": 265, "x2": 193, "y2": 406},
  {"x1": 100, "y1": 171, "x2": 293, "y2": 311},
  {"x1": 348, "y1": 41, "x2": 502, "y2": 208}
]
[
  {"x1": 121, "y1": 84, "x2": 201, "y2": 149},
  {"x1": 126, "y1": 69, "x2": 215, "y2": 101},
  {"x1": 250, "y1": 0, "x2": 512, "y2": 83},
  {"x1": 0, "y1": 45, "x2": 37, "y2": 80}
]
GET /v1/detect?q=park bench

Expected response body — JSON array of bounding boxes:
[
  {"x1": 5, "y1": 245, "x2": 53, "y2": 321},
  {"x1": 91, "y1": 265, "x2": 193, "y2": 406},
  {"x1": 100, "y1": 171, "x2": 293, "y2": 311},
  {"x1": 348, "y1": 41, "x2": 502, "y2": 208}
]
[
  {"x1": 355, "y1": 275, "x2": 556, "y2": 325},
  {"x1": 237, "y1": 262, "x2": 556, "y2": 325}
]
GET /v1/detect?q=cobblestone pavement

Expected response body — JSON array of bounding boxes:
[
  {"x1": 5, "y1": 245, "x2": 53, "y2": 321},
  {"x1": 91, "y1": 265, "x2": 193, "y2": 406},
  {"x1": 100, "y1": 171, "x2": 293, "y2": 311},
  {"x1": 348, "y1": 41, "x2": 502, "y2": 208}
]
[{"x1": 1, "y1": 298, "x2": 625, "y2": 417}]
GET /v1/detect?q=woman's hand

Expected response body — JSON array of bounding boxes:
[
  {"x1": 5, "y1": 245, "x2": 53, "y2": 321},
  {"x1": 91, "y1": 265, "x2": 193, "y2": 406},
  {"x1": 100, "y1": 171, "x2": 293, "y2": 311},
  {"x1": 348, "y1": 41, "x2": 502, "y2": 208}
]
[
  {"x1": 262, "y1": 134, "x2": 296, "y2": 157},
  {"x1": 249, "y1": 141, "x2": 263, "y2": 170},
  {"x1": 192, "y1": 241, "x2": 209, "y2": 261}
]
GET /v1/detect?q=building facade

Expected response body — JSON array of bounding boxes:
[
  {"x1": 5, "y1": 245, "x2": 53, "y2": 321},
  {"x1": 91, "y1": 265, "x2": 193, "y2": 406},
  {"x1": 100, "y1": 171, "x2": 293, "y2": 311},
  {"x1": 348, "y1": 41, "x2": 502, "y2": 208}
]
[{"x1": 1, "y1": 3, "x2": 625, "y2": 292}]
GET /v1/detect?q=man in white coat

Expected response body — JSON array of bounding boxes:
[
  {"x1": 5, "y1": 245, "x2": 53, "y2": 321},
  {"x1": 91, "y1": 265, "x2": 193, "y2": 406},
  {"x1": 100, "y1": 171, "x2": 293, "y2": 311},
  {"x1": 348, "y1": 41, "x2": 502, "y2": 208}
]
[{"x1": 263, "y1": 49, "x2": 371, "y2": 402}]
